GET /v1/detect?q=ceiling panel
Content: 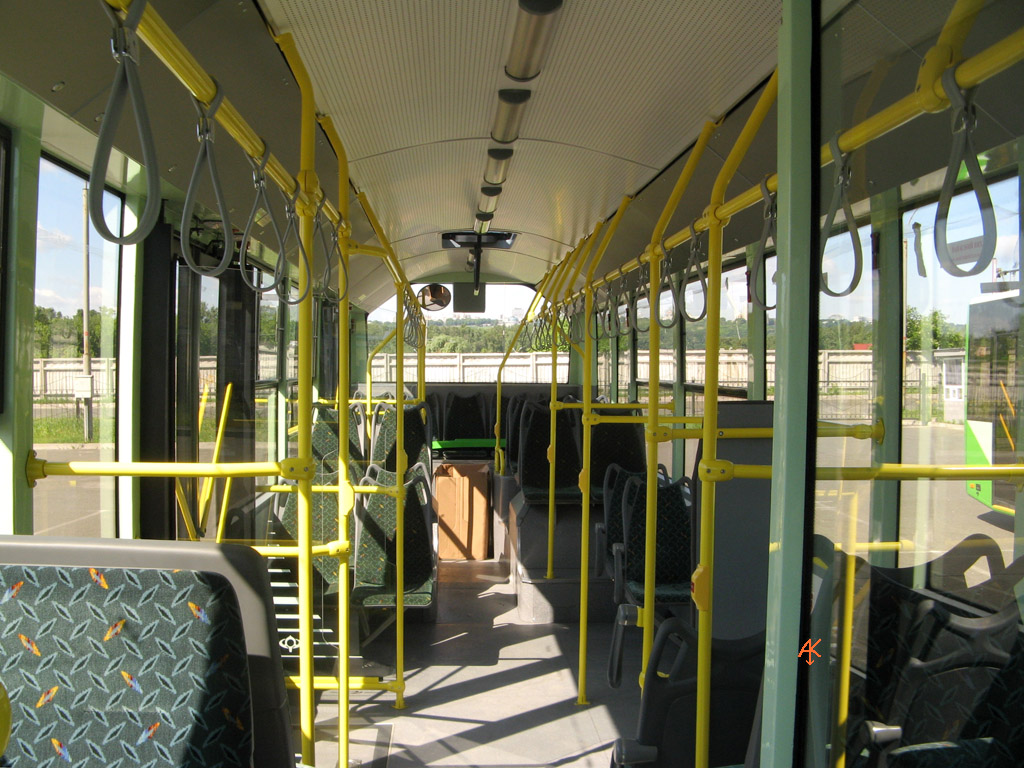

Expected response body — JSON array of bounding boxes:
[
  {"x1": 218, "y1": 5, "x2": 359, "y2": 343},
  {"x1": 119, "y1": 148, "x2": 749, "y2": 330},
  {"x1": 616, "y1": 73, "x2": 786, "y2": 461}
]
[{"x1": 258, "y1": 0, "x2": 781, "y2": 309}]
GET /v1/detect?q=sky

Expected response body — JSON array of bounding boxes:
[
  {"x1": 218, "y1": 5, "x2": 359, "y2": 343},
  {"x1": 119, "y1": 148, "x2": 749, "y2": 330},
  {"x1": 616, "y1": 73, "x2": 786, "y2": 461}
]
[{"x1": 35, "y1": 157, "x2": 122, "y2": 318}]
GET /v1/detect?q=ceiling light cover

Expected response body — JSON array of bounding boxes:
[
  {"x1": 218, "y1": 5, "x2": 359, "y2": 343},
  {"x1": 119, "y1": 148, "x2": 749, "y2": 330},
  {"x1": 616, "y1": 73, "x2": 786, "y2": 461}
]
[
  {"x1": 491, "y1": 89, "x2": 531, "y2": 143},
  {"x1": 484, "y1": 147, "x2": 514, "y2": 184},
  {"x1": 505, "y1": 0, "x2": 563, "y2": 81}
]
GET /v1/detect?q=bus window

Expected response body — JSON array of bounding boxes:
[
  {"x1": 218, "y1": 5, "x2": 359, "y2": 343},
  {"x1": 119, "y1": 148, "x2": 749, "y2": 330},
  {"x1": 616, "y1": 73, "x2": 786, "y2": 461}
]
[
  {"x1": 32, "y1": 157, "x2": 122, "y2": 538},
  {"x1": 903, "y1": 174, "x2": 1020, "y2": 566}
]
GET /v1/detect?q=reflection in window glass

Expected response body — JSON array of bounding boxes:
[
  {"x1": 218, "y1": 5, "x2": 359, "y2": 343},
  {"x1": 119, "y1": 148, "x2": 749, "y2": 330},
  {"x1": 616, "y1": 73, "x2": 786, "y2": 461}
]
[
  {"x1": 902, "y1": 176, "x2": 1020, "y2": 567},
  {"x1": 32, "y1": 157, "x2": 122, "y2": 537}
]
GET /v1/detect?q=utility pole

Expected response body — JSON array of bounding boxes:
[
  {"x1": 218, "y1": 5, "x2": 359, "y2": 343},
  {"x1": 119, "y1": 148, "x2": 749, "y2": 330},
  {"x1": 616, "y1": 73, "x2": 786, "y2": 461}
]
[{"x1": 80, "y1": 185, "x2": 93, "y2": 441}]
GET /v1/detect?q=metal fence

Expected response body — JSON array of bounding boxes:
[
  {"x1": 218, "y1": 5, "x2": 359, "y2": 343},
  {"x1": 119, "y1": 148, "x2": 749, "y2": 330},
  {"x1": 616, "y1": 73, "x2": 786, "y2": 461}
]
[{"x1": 34, "y1": 349, "x2": 964, "y2": 424}]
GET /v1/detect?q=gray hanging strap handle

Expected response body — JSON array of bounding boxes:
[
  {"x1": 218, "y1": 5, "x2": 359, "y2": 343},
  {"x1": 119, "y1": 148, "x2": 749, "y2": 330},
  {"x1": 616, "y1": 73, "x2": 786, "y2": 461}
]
[
  {"x1": 277, "y1": 185, "x2": 312, "y2": 306},
  {"x1": 820, "y1": 134, "x2": 864, "y2": 297},
  {"x1": 654, "y1": 240, "x2": 680, "y2": 330},
  {"x1": 588, "y1": 290, "x2": 608, "y2": 341},
  {"x1": 313, "y1": 195, "x2": 337, "y2": 301},
  {"x1": 631, "y1": 263, "x2": 652, "y2": 334},
  {"x1": 750, "y1": 177, "x2": 777, "y2": 311},
  {"x1": 680, "y1": 223, "x2": 708, "y2": 322},
  {"x1": 312, "y1": 194, "x2": 348, "y2": 302},
  {"x1": 912, "y1": 221, "x2": 927, "y2": 278},
  {"x1": 934, "y1": 66, "x2": 996, "y2": 278},
  {"x1": 239, "y1": 141, "x2": 286, "y2": 294},
  {"x1": 180, "y1": 81, "x2": 233, "y2": 277},
  {"x1": 90, "y1": 0, "x2": 161, "y2": 245}
]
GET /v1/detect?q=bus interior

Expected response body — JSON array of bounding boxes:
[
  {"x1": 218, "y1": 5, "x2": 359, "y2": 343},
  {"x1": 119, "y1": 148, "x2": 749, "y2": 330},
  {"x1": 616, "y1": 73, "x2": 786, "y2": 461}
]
[{"x1": 0, "y1": 1, "x2": 1023, "y2": 767}]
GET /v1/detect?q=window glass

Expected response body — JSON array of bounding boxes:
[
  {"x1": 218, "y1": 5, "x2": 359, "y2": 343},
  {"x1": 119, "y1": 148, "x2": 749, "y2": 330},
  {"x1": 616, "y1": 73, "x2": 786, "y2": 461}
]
[
  {"x1": 802, "y1": 2, "x2": 1023, "y2": 765},
  {"x1": 32, "y1": 157, "x2": 122, "y2": 537},
  {"x1": 902, "y1": 176, "x2": 1020, "y2": 566}
]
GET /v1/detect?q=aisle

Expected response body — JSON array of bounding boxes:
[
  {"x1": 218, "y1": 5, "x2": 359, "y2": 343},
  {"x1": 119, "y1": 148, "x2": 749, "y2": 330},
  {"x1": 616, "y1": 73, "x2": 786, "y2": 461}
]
[{"x1": 314, "y1": 561, "x2": 643, "y2": 768}]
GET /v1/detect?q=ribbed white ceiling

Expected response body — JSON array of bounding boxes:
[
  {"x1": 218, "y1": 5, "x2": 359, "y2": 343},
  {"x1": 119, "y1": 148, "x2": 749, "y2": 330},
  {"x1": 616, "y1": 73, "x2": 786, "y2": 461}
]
[{"x1": 257, "y1": 0, "x2": 780, "y2": 307}]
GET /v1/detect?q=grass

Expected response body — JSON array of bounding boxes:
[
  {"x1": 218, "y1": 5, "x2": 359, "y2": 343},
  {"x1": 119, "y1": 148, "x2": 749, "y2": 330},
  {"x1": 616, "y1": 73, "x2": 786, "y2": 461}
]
[{"x1": 33, "y1": 416, "x2": 109, "y2": 443}]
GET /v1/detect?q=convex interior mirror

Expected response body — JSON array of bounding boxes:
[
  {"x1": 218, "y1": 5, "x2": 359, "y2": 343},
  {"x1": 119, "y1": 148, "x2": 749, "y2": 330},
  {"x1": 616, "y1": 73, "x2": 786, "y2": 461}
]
[{"x1": 418, "y1": 283, "x2": 451, "y2": 311}]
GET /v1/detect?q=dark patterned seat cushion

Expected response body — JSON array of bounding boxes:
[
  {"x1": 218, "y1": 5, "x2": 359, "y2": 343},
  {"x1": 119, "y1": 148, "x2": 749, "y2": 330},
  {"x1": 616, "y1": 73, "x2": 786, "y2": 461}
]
[
  {"x1": 352, "y1": 470, "x2": 434, "y2": 608},
  {"x1": 0, "y1": 565, "x2": 252, "y2": 767}
]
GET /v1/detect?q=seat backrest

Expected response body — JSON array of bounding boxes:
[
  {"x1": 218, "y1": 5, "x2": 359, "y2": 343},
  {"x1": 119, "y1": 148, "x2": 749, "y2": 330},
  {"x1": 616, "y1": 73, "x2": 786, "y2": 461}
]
[
  {"x1": 517, "y1": 401, "x2": 582, "y2": 503},
  {"x1": 505, "y1": 393, "x2": 532, "y2": 475},
  {"x1": 443, "y1": 392, "x2": 487, "y2": 440},
  {"x1": 369, "y1": 404, "x2": 432, "y2": 482},
  {"x1": 354, "y1": 470, "x2": 435, "y2": 595},
  {"x1": 690, "y1": 400, "x2": 773, "y2": 639},
  {"x1": 621, "y1": 475, "x2": 691, "y2": 588},
  {"x1": 425, "y1": 391, "x2": 443, "y2": 441},
  {"x1": 602, "y1": 463, "x2": 646, "y2": 561},
  {"x1": 0, "y1": 536, "x2": 291, "y2": 768},
  {"x1": 636, "y1": 617, "x2": 764, "y2": 768},
  {"x1": 370, "y1": 403, "x2": 398, "y2": 467},
  {"x1": 280, "y1": 410, "x2": 346, "y2": 587},
  {"x1": 590, "y1": 406, "x2": 645, "y2": 502},
  {"x1": 348, "y1": 401, "x2": 368, "y2": 480},
  {"x1": 863, "y1": 551, "x2": 1024, "y2": 755}
]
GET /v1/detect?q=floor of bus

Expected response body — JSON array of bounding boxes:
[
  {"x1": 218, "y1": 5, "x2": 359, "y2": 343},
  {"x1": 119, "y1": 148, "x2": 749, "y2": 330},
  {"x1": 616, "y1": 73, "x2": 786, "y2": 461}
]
[{"x1": 304, "y1": 560, "x2": 643, "y2": 768}]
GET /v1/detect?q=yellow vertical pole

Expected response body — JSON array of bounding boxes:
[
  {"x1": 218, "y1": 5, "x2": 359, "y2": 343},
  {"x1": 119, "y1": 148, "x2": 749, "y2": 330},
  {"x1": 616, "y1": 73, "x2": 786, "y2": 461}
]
[
  {"x1": 831, "y1": 492, "x2": 858, "y2": 768},
  {"x1": 545, "y1": 248, "x2": 581, "y2": 579},
  {"x1": 639, "y1": 121, "x2": 717, "y2": 683},
  {"x1": 275, "y1": 33, "x2": 318, "y2": 765},
  {"x1": 493, "y1": 270, "x2": 552, "y2": 475},
  {"x1": 693, "y1": 71, "x2": 777, "y2": 768},
  {"x1": 577, "y1": 199, "x2": 630, "y2": 705},
  {"x1": 394, "y1": 285, "x2": 407, "y2": 709},
  {"x1": 318, "y1": 112, "x2": 352, "y2": 768}
]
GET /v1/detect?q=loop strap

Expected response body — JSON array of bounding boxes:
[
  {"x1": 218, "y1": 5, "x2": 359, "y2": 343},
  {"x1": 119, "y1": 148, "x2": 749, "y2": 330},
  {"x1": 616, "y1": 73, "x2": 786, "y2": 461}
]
[
  {"x1": 180, "y1": 80, "x2": 233, "y2": 277},
  {"x1": 631, "y1": 263, "x2": 652, "y2": 334},
  {"x1": 750, "y1": 177, "x2": 778, "y2": 311},
  {"x1": 819, "y1": 134, "x2": 864, "y2": 297},
  {"x1": 239, "y1": 141, "x2": 286, "y2": 295},
  {"x1": 277, "y1": 186, "x2": 313, "y2": 306},
  {"x1": 680, "y1": 223, "x2": 708, "y2": 322},
  {"x1": 934, "y1": 66, "x2": 997, "y2": 278},
  {"x1": 90, "y1": 0, "x2": 161, "y2": 245},
  {"x1": 654, "y1": 240, "x2": 680, "y2": 330}
]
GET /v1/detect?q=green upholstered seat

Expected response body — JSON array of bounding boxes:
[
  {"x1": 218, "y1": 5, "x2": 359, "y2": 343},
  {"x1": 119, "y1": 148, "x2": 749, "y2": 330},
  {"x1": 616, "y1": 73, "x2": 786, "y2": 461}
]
[{"x1": 351, "y1": 469, "x2": 435, "y2": 610}]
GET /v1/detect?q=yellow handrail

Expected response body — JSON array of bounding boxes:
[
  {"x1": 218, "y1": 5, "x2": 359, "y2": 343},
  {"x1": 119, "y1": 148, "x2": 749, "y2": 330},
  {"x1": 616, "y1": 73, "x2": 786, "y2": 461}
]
[
  {"x1": 494, "y1": 268, "x2": 557, "y2": 473},
  {"x1": 560, "y1": 25, "x2": 1024, "y2": 309},
  {"x1": 692, "y1": 70, "x2": 779, "y2": 768},
  {"x1": 273, "y1": 33, "x2": 318, "y2": 764},
  {"x1": 198, "y1": 382, "x2": 234, "y2": 533},
  {"x1": 639, "y1": 121, "x2": 719, "y2": 689},
  {"x1": 103, "y1": 1, "x2": 339, "y2": 226},
  {"x1": 545, "y1": 238, "x2": 592, "y2": 579},
  {"x1": 27, "y1": 455, "x2": 304, "y2": 480},
  {"x1": 318, "y1": 112, "x2": 354, "y2": 768},
  {"x1": 574, "y1": 194, "x2": 633, "y2": 705}
]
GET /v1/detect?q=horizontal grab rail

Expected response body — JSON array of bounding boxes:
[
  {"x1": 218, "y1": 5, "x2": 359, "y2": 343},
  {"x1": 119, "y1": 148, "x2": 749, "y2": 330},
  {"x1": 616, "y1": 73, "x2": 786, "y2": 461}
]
[{"x1": 26, "y1": 452, "x2": 313, "y2": 485}]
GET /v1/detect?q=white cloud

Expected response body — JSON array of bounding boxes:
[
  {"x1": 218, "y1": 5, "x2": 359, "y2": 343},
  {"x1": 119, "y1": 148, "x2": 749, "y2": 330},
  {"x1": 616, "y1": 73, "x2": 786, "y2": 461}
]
[{"x1": 36, "y1": 223, "x2": 74, "y2": 251}]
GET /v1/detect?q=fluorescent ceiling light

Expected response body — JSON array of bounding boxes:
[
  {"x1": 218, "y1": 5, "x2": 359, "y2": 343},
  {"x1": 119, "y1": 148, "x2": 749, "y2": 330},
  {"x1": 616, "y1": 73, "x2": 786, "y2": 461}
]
[
  {"x1": 505, "y1": 0, "x2": 563, "y2": 81},
  {"x1": 484, "y1": 147, "x2": 514, "y2": 185},
  {"x1": 491, "y1": 89, "x2": 531, "y2": 143}
]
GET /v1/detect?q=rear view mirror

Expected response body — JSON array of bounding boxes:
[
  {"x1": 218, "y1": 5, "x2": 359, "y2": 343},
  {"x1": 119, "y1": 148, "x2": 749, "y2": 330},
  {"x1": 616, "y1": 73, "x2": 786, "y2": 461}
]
[{"x1": 418, "y1": 283, "x2": 451, "y2": 311}]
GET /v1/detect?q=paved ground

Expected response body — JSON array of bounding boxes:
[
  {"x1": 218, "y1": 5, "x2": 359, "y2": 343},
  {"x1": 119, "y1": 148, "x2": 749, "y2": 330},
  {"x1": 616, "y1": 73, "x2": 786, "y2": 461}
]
[{"x1": 312, "y1": 561, "x2": 645, "y2": 768}]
